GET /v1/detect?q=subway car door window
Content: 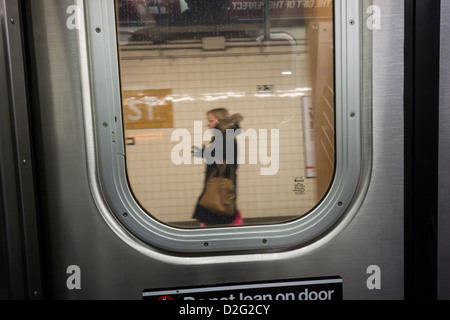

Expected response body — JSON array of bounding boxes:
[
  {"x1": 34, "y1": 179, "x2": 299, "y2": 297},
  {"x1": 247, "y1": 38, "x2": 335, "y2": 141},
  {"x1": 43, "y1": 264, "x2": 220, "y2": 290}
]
[{"x1": 85, "y1": 0, "x2": 363, "y2": 253}]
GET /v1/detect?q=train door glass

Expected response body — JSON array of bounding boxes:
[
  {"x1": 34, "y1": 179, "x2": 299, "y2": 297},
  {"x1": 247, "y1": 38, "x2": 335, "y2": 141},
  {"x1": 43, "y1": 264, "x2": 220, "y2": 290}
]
[{"x1": 114, "y1": 0, "x2": 335, "y2": 228}]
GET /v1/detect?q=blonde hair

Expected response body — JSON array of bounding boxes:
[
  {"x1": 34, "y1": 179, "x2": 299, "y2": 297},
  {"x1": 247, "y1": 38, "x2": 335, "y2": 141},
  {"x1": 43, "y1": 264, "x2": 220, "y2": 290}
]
[{"x1": 207, "y1": 108, "x2": 243, "y2": 132}]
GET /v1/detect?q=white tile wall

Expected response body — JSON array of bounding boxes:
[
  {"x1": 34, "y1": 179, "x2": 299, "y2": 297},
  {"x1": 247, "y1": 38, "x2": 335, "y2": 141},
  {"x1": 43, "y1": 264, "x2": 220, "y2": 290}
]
[{"x1": 119, "y1": 31, "x2": 327, "y2": 225}]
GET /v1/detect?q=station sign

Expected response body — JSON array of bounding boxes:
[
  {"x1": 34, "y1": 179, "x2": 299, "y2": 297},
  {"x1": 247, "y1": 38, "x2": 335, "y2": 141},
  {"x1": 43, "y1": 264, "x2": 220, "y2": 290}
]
[{"x1": 122, "y1": 89, "x2": 174, "y2": 130}]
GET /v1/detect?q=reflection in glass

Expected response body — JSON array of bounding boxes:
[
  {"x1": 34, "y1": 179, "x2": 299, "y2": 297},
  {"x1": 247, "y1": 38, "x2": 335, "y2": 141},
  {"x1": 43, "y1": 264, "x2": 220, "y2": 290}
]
[{"x1": 115, "y1": 0, "x2": 334, "y2": 228}]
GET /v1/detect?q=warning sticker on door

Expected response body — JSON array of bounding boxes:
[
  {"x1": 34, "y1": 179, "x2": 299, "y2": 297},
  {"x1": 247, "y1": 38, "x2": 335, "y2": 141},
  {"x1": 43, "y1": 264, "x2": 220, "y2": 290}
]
[{"x1": 142, "y1": 276, "x2": 342, "y2": 301}]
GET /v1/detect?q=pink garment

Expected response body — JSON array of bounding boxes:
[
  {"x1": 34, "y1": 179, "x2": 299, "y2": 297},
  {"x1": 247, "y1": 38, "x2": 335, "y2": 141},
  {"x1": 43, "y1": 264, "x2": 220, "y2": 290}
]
[{"x1": 229, "y1": 210, "x2": 244, "y2": 226}]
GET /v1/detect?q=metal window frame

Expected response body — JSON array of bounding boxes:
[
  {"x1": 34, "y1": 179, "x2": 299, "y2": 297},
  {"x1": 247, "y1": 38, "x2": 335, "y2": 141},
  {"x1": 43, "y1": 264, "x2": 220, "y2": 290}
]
[{"x1": 80, "y1": 0, "x2": 369, "y2": 255}]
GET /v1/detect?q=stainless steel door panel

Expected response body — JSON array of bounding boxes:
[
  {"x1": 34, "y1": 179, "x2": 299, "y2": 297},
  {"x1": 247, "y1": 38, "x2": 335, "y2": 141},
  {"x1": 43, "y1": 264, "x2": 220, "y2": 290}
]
[
  {"x1": 30, "y1": 0, "x2": 404, "y2": 299},
  {"x1": 439, "y1": 0, "x2": 450, "y2": 300}
]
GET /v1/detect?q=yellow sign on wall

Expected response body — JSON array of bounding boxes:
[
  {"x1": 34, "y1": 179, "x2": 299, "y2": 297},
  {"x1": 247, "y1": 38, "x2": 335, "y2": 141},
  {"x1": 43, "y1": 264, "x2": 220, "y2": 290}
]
[{"x1": 122, "y1": 89, "x2": 173, "y2": 130}]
